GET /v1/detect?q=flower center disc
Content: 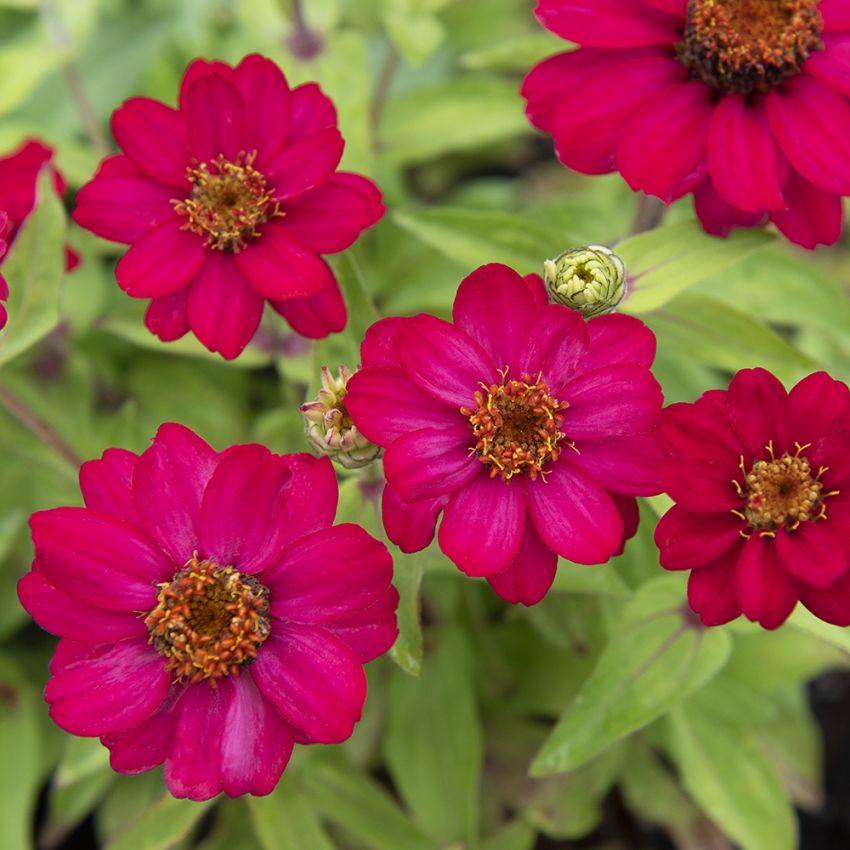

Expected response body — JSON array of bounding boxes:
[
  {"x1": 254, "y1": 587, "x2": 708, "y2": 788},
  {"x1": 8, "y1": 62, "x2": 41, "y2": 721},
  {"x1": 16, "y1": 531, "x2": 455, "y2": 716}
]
[
  {"x1": 742, "y1": 451, "x2": 824, "y2": 530},
  {"x1": 676, "y1": 0, "x2": 823, "y2": 95},
  {"x1": 145, "y1": 556, "x2": 271, "y2": 683},
  {"x1": 462, "y1": 373, "x2": 568, "y2": 481},
  {"x1": 173, "y1": 152, "x2": 278, "y2": 252}
]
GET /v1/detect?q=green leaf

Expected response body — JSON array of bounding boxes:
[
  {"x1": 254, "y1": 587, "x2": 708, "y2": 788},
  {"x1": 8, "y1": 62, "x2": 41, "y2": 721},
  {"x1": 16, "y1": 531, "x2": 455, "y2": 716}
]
[
  {"x1": 786, "y1": 605, "x2": 850, "y2": 657},
  {"x1": 382, "y1": 76, "x2": 532, "y2": 165},
  {"x1": 385, "y1": 625, "x2": 482, "y2": 845},
  {"x1": 384, "y1": 10, "x2": 445, "y2": 65},
  {"x1": 481, "y1": 821, "x2": 536, "y2": 850},
  {"x1": 0, "y1": 168, "x2": 66, "y2": 367},
  {"x1": 0, "y1": 34, "x2": 63, "y2": 116},
  {"x1": 330, "y1": 250, "x2": 380, "y2": 363},
  {"x1": 54, "y1": 735, "x2": 111, "y2": 788},
  {"x1": 247, "y1": 779, "x2": 335, "y2": 850},
  {"x1": 106, "y1": 794, "x2": 215, "y2": 850},
  {"x1": 618, "y1": 220, "x2": 774, "y2": 313},
  {"x1": 389, "y1": 553, "x2": 424, "y2": 675},
  {"x1": 394, "y1": 207, "x2": 560, "y2": 273},
  {"x1": 302, "y1": 762, "x2": 438, "y2": 850},
  {"x1": 531, "y1": 577, "x2": 732, "y2": 775},
  {"x1": 461, "y1": 33, "x2": 565, "y2": 71},
  {"x1": 551, "y1": 559, "x2": 630, "y2": 597},
  {"x1": 43, "y1": 769, "x2": 115, "y2": 850},
  {"x1": 669, "y1": 705, "x2": 796, "y2": 850}
]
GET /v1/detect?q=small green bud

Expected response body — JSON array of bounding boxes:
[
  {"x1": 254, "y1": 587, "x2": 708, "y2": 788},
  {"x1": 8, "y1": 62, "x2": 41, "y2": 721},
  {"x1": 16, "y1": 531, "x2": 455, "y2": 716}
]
[
  {"x1": 300, "y1": 366, "x2": 383, "y2": 470},
  {"x1": 543, "y1": 244, "x2": 626, "y2": 318}
]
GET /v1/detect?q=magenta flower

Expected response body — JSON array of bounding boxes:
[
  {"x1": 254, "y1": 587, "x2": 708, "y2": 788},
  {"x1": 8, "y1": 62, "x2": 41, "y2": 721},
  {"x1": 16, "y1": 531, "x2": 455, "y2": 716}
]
[
  {"x1": 0, "y1": 213, "x2": 8, "y2": 330},
  {"x1": 18, "y1": 424, "x2": 398, "y2": 800},
  {"x1": 345, "y1": 264, "x2": 663, "y2": 606},
  {"x1": 522, "y1": 0, "x2": 850, "y2": 249},
  {"x1": 655, "y1": 368, "x2": 850, "y2": 630},
  {"x1": 72, "y1": 54, "x2": 384, "y2": 359}
]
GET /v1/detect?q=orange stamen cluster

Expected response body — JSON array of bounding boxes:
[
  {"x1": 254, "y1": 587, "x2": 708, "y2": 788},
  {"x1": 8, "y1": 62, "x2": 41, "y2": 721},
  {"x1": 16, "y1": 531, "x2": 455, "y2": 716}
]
[
  {"x1": 461, "y1": 370, "x2": 569, "y2": 481},
  {"x1": 173, "y1": 152, "x2": 279, "y2": 252},
  {"x1": 732, "y1": 441, "x2": 838, "y2": 537},
  {"x1": 145, "y1": 556, "x2": 271, "y2": 684},
  {"x1": 676, "y1": 0, "x2": 823, "y2": 95}
]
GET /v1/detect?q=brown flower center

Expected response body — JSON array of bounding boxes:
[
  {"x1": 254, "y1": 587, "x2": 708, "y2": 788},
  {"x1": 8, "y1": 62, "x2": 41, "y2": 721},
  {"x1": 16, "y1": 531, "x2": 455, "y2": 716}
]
[
  {"x1": 676, "y1": 0, "x2": 823, "y2": 95},
  {"x1": 461, "y1": 371, "x2": 569, "y2": 481},
  {"x1": 145, "y1": 556, "x2": 271, "y2": 684},
  {"x1": 173, "y1": 152, "x2": 279, "y2": 252}
]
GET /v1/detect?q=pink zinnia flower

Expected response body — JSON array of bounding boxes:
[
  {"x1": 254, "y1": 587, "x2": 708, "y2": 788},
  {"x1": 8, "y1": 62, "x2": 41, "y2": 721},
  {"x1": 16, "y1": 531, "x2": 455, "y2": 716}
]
[
  {"x1": 345, "y1": 264, "x2": 664, "y2": 606},
  {"x1": 522, "y1": 0, "x2": 850, "y2": 248},
  {"x1": 655, "y1": 368, "x2": 850, "y2": 630},
  {"x1": 72, "y1": 54, "x2": 384, "y2": 360},
  {"x1": 0, "y1": 213, "x2": 8, "y2": 331},
  {"x1": 0, "y1": 139, "x2": 80, "y2": 271},
  {"x1": 18, "y1": 424, "x2": 398, "y2": 800}
]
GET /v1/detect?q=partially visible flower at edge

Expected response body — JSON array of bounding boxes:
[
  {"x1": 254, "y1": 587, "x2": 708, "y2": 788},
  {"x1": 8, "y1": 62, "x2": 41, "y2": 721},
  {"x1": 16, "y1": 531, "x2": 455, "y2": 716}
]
[
  {"x1": 17, "y1": 423, "x2": 398, "y2": 800},
  {"x1": 72, "y1": 53, "x2": 384, "y2": 360},
  {"x1": 301, "y1": 365, "x2": 383, "y2": 469},
  {"x1": 522, "y1": 0, "x2": 850, "y2": 249},
  {"x1": 345, "y1": 263, "x2": 664, "y2": 607},
  {"x1": 0, "y1": 212, "x2": 8, "y2": 330},
  {"x1": 655, "y1": 367, "x2": 850, "y2": 630}
]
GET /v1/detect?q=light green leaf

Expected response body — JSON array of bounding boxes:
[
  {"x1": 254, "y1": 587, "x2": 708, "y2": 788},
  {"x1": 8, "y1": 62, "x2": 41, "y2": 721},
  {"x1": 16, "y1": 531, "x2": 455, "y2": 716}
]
[
  {"x1": 461, "y1": 33, "x2": 565, "y2": 70},
  {"x1": 394, "y1": 207, "x2": 561, "y2": 273},
  {"x1": 0, "y1": 168, "x2": 66, "y2": 367},
  {"x1": 247, "y1": 779, "x2": 335, "y2": 850},
  {"x1": 669, "y1": 706, "x2": 796, "y2": 850},
  {"x1": 106, "y1": 794, "x2": 214, "y2": 850},
  {"x1": 482, "y1": 821, "x2": 536, "y2": 850},
  {"x1": 786, "y1": 605, "x2": 850, "y2": 657},
  {"x1": 384, "y1": 11, "x2": 445, "y2": 65},
  {"x1": 551, "y1": 560, "x2": 630, "y2": 597},
  {"x1": 383, "y1": 76, "x2": 532, "y2": 165},
  {"x1": 0, "y1": 36, "x2": 63, "y2": 116},
  {"x1": 302, "y1": 762, "x2": 438, "y2": 850},
  {"x1": 618, "y1": 220, "x2": 774, "y2": 313},
  {"x1": 330, "y1": 250, "x2": 380, "y2": 363},
  {"x1": 389, "y1": 553, "x2": 424, "y2": 675},
  {"x1": 43, "y1": 769, "x2": 115, "y2": 850},
  {"x1": 385, "y1": 625, "x2": 482, "y2": 845},
  {"x1": 54, "y1": 735, "x2": 111, "y2": 788},
  {"x1": 531, "y1": 577, "x2": 732, "y2": 775}
]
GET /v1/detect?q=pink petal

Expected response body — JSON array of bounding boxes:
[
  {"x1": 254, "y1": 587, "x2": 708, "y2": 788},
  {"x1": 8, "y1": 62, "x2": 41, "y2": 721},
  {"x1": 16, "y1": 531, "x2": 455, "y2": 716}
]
[
  {"x1": 487, "y1": 521, "x2": 557, "y2": 606},
  {"x1": 218, "y1": 674, "x2": 295, "y2": 797},
  {"x1": 334, "y1": 172, "x2": 385, "y2": 227},
  {"x1": 265, "y1": 523, "x2": 394, "y2": 623},
  {"x1": 252, "y1": 625, "x2": 366, "y2": 744},
  {"x1": 822, "y1": 0, "x2": 850, "y2": 31},
  {"x1": 232, "y1": 54, "x2": 291, "y2": 161},
  {"x1": 438, "y1": 475, "x2": 525, "y2": 577},
  {"x1": 736, "y1": 536, "x2": 799, "y2": 629},
  {"x1": 687, "y1": 551, "x2": 741, "y2": 626},
  {"x1": 145, "y1": 288, "x2": 190, "y2": 342},
  {"x1": 770, "y1": 170, "x2": 843, "y2": 249},
  {"x1": 111, "y1": 98, "x2": 189, "y2": 188},
  {"x1": 776, "y1": 521, "x2": 850, "y2": 588},
  {"x1": 0, "y1": 139, "x2": 53, "y2": 220},
  {"x1": 693, "y1": 178, "x2": 766, "y2": 237},
  {"x1": 346, "y1": 366, "x2": 461, "y2": 446},
  {"x1": 276, "y1": 454, "x2": 338, "y2": 546},
  {"x1": 726, "y1": 368, "x2": 791, "y2": 458},
  {"x1": 382, "y1": 484, "x2": 446, "y2": 554},
  {"x1": 265, "y1": 128, "x2": 344, "y2": 199},
  {"x1": 580, "y1": 314, "x2": 656, "y2": 371},
  {"x1": 79, "y1": 448, "x2": 140, "y2": 524},
  {"x1": 534, "y1": 0, "x2": 682, "y2": 47},
  {"x1": 115, "y1": 219, "x2": 206, "y2": 297},
  {"x1": 30, "y1": 508, "x2": 171, "y2": 610},
  {"x1": 806, "y1": 34, "x2": 850, "y2": 95},
  {"x1": 18, "y1": 571, "x2": 148, "y2": 642},
  {"x1": 288, "y1": 83, "x2": 338, "y2": 142},
  {"x1": 451, "y1": 263, "x2": 537, "y2": 371},
  {"x1": 562, "y1": 363, "x2": 662, "y2": 440},
  {"x1": 524, "y1": 460, "x2": 624, "y2": 564},
  {"x1": 178, "y1": 58, "x2": 234, "y2": 111},
  {"x1": 103, "y1": 694, "x2": 176, "y2": 775},
  {"x1": 235, "y1": 223, "x2": 332, "y2": 299},
  {"x1": 383, "y1": 426, "x2": 480, "y2": 502},
  {"x1": 394, "y1": 314, "x2": 498, "y2": 408},
  {"x1": 322, "y1": 585, "x2": 400, "y2": 663},
  {"x1": 271, "y1": 275, "x2": 347, "y2": 339},
  {"x1": 613, "y1": 493, "x2": 640, "y2": 555},
  {"x1": 654, "y1": 504, "x2": 743, "y2": 570},
  {"x1": 800, "y1": 569, "x2": 850, "y2": 627},
  {"x1": 708, "y1": 95, "x2": 786, "y2": 212},
  {"x1": 185, "y1": 73, "x2": 244, "y2": 163},
  {"x1": 361, "y1": 316, "x2": 407, "y2": 368},
  {"x1": 662, "y1": 459, "x2": 740, "y2": 513},
  {"x1": 767, "y1": 76, "x2": 850, "y2": 196},
  {"x1": 618, "y1": 82, "x2": 714, "y2": 202},
  {"x1": 72, "y1": 173, "x2": 176, "y2": 244},
  {"x1": 199, "y1": 444, "x2": 291, "y2": 573},
  {"x1": 132, "y1": 422, "x2": 218, "y2": 565},
  {"x1": 655, "y1": 392, "x2": 742, "y2": 464},
  {"x1": 46, "y1": 638, "x2": 169, "y2": 736},
  {"x1": 571, "y1": 433, "x2": 663, "y2": 496},
  {"x1": 281, "y1": 176, "x2": 382, "y2": 253},
  {"x1": 188, "y1": 253, "x2": 264, "y2": 360},
  {"x1": 642, "y1": 0, "x2": 686, "y2": 12},
  {"x1": 788, "y1": 371, "x2": 850, "y2": 446}
]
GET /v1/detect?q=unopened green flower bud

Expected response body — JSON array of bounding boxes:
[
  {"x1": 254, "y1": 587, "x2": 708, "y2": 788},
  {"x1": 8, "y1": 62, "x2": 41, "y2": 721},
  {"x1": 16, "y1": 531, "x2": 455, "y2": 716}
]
[
  {"x1": 543, "y1": 244, "x2": 626, "y2": 318},
  {"x1": 300, "y1": 366, "x2": 383, "y2": 470}
]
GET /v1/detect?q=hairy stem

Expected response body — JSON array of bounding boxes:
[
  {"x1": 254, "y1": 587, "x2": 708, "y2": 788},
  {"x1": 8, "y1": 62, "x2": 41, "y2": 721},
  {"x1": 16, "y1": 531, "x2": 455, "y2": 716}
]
[{"x1": 369, "y1": 44, "x2": 400, "y2": 155}]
